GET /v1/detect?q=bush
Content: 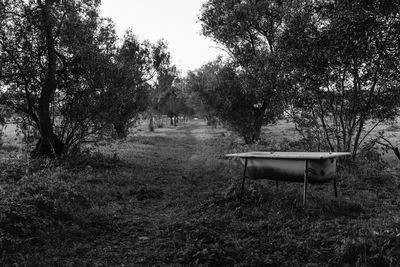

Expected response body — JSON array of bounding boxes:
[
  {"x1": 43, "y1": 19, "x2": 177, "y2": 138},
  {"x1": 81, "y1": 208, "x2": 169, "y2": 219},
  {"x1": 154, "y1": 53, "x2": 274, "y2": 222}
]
[
  {"x1": 64, "y1": 148, "x2": 121, "y2": 170},
  {"x1": 338, "y1": 145, "x2": 392, "y2": 185}
]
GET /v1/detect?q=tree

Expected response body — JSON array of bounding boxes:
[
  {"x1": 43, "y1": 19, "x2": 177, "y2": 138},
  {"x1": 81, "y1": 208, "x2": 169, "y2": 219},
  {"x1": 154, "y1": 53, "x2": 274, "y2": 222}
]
[
  {"x1": 188, "y1": 60, "x2": 282, "y2": 143},
  {"x1": 186, "y1": 62, "x2": 221, "y2": 126},
  {"x1": 155, "y1": 65, "x2": 179, "y2": 125},
  {"x1": 0, "y1": 1, "x2": 163, "y2": 155},
  {"x1": 281, "y1": 0, "x2": 400, "y2": 158},
  {"x1": 145, "y1": 40, "x2": 174, "y2": 131},
  {"x1": 200, "y1": 0, "x2": 295, "y2": 142},
  {"x1": 104, "y1": 31, "x2": 153, "y2": 139},
  {"x1": 0, "y1": 0, "x2": 112, "y2": 157},
  {"x1": 156, "y1": 67, "x2": 195, "y2": 126},
  {"x1": 371, "y1": 1, "x2": 400, "y2": 79},
  {"x1": 55, "y1": 17, "x2": 119, "y2": 153},
  {"x1": 173, "y1": 78, "x2": 196, "y2": 122}
]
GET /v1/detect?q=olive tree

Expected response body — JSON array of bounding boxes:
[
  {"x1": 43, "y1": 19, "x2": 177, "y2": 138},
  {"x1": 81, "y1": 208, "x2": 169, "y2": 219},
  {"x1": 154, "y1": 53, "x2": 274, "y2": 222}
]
[
  {"x1": 281, "y1": 0, "x2": 400, "y2": 158},
  {"x1": 0, "y1": 0, "x2": 169, "y2": 156},
  {"x1": 200, "y1": 0, "x2": 296, "y2": 142},
  {"x1": 104, "y1": 31, "x2": 153, "y2": 139},
  {"x1": 188, "y1": 60, "x2": 282, "y2": 143},
  {"x1": 0, "y1": 0, "x2": 114, "y2": 157}
]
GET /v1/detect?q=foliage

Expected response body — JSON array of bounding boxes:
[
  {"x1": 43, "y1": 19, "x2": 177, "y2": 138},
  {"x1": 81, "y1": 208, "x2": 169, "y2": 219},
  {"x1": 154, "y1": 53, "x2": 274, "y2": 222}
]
[
  {"x1": 185, "y1": 64, "x2": 220, "y2": 125},
  {"x1": 188, "y1": 60, "x2": 283, "y2": 143},
  {"x1": 0, "y1": 0, "x2": 112, "y2": 157},
  {"x1": 64, "y1": 148, "x2": 122, "y2": 171},
  {"x1": 0, "y1": 1, "x2": 171, "y2": 156},
  {"x1": 103, "y1": 31, "x2": 152, "y2": 139},
  {"x1": 0, "y1": 169, "x2": 89, "y2": 257},
  {"x1": 0, "y1": 105, "x2": 11, "y2": 126},
  {"x1": 199, "y1": 0, "x2": 295, "y2": 142},
  {"x1": 146, "y1": 43, "x2": 192, "y2": 129},
  {"x1": 281, "y1": 0, "x2": 400, "y2": 158},
  {"x1": 368, "y1": 131, "x2": 400, "y2": 162},
  {"x1": 150, "y1": 62, "x2": 195, "y2": 127},
  {"x1": 157, "y1": 67, "x2": 186, "y2": 125}
]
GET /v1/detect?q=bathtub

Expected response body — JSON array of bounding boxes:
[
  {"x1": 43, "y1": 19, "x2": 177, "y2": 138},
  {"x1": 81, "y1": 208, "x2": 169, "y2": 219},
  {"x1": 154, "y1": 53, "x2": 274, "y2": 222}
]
[{"x1": 225, "y1": 151, "x2": 351, "y2": 207}]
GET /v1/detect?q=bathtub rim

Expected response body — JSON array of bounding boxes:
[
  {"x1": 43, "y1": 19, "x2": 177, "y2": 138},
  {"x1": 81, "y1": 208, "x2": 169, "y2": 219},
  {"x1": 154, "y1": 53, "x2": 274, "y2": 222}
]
[{"x1": 225, "y1": 151, "x2": 351, "y2": 160}]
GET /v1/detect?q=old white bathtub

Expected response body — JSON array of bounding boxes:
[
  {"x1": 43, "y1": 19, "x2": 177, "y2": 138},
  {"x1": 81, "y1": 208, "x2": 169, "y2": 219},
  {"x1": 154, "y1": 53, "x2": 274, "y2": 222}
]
[{"x1": 225, "y1": 151, "x2": 351, "y2": 207}]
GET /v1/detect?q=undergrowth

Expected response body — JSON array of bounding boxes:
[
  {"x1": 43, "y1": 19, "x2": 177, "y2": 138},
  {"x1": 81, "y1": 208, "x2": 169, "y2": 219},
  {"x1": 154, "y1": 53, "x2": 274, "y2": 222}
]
[
  {"x1": 1, "y1": 122, "x2": 400, "y2": 266},
  {"x1": 0, "y1": 170, "x2": 89, "y2": 262},
  {"x1": 0, "y1": 151, "x2": 124, "y2": 265}
]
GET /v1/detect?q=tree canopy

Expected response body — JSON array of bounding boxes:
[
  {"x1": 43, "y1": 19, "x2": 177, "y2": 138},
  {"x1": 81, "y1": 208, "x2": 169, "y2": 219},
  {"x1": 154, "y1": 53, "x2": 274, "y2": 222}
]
[
  {"x1": 0, "y1": 0, "x2": 110, "y2": 157},
  {"x1": 1, "y1": 0, "x2": 399, "y2": 157},
  {"x1": 199, "y1": 0, "x2": 400, "y2": 152},
  {"x1": 200, "y1": 0, "x2": 295, "y2": 142},
  {"x1": 281, "y1": 0, "x2": 400, "y2": 157},
  {"x1": 0, "y1": 0, "x2": 173, "y2": 156}
]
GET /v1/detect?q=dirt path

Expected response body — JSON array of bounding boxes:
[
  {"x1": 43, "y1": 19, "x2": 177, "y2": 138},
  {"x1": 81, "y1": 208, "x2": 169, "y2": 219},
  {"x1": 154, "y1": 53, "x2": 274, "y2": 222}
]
[{"x1": 76, "y1": 121, "x2": 234, "y2": 265}]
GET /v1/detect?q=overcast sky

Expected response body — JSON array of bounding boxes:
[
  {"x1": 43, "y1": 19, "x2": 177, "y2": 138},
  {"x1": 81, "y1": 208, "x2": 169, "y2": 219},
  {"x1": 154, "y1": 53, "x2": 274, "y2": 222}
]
[{"x1": 99, "y1": 0, "x2": 223, "y2": 74}]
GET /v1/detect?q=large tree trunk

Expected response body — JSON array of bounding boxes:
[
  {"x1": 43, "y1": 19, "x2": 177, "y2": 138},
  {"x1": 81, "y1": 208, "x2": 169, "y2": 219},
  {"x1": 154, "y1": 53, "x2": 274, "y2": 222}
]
[{"x1": 33, "y1": 0, "x2": 65, "y2": 158}]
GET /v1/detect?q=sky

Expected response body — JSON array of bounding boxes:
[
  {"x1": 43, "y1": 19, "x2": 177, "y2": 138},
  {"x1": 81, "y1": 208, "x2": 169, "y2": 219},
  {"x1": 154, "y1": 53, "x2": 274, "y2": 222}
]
[{"x1": 99, "y1": 0, "x2": 223, "y2": 74}]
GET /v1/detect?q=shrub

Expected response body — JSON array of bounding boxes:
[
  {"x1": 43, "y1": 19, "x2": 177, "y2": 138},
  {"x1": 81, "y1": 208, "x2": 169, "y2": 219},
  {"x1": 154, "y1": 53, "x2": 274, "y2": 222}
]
[{"x1": 64, "y1": 148, "x2": 121, "y2": 171}]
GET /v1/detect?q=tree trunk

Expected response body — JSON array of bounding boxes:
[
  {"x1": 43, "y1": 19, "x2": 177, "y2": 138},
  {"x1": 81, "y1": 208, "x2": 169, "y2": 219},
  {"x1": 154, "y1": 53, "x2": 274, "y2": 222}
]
[
  {"x1": 113, "y1": 122, "x2": 128, "y2": 139},
  {"x1": 33, "y1": 0, "x2": 65, "y2": 158},
  {"x1": 250, "y1": 107, "x2": 265, "y2": 143},
  {"x1": 149, "y1": 116, "x2": 155, "y2": 132}
]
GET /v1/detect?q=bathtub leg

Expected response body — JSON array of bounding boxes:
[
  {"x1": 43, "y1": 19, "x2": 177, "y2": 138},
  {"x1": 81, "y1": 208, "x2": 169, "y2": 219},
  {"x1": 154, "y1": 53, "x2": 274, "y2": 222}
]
[
  {"x1": 333, "y1": 176, "x2": 338, "y2": 198},
  {"x1": 240, "y1": 158, "x2": 248, "y2": 201},
  {"x1": 303, "y1": 160, "x2": 308, "y2": 208}
]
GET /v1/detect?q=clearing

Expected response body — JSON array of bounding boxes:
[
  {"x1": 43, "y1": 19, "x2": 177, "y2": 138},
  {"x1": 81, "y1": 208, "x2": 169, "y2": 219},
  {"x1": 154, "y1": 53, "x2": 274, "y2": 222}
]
[{"x1": 1, "y1": 120, "x2": 400, "y2": 266}]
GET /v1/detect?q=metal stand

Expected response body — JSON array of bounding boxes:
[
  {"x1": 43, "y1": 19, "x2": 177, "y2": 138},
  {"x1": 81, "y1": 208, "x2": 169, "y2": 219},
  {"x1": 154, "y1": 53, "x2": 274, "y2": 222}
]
[
  {"x1": 240, "y1": 158, "x2": 248, "y2": 201},
  {"x1": 303, "y1": 160, "x2": 308, "y2": 208},
  {"x1": 333, "y1": 176, "x2": 338, "y2": 198},
  {"x1": 333, "y1": 158, "x2": 338, "y2": 198}
]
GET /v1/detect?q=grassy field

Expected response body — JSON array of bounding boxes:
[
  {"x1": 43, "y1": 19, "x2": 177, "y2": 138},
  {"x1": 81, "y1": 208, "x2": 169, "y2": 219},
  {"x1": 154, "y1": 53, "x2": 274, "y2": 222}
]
[{"x1": 1, "y1": 120, "x2": 400, "y2": 266}]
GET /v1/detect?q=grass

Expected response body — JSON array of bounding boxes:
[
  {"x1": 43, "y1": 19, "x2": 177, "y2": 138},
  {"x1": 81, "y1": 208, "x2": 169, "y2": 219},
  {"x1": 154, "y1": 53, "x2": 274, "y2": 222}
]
[
  {"x1": 1, "y1": 120, "x2": 400, "y2": 266},
  {"x1": 0, "y1": 144, "x2": 19, "y2": 153}
]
